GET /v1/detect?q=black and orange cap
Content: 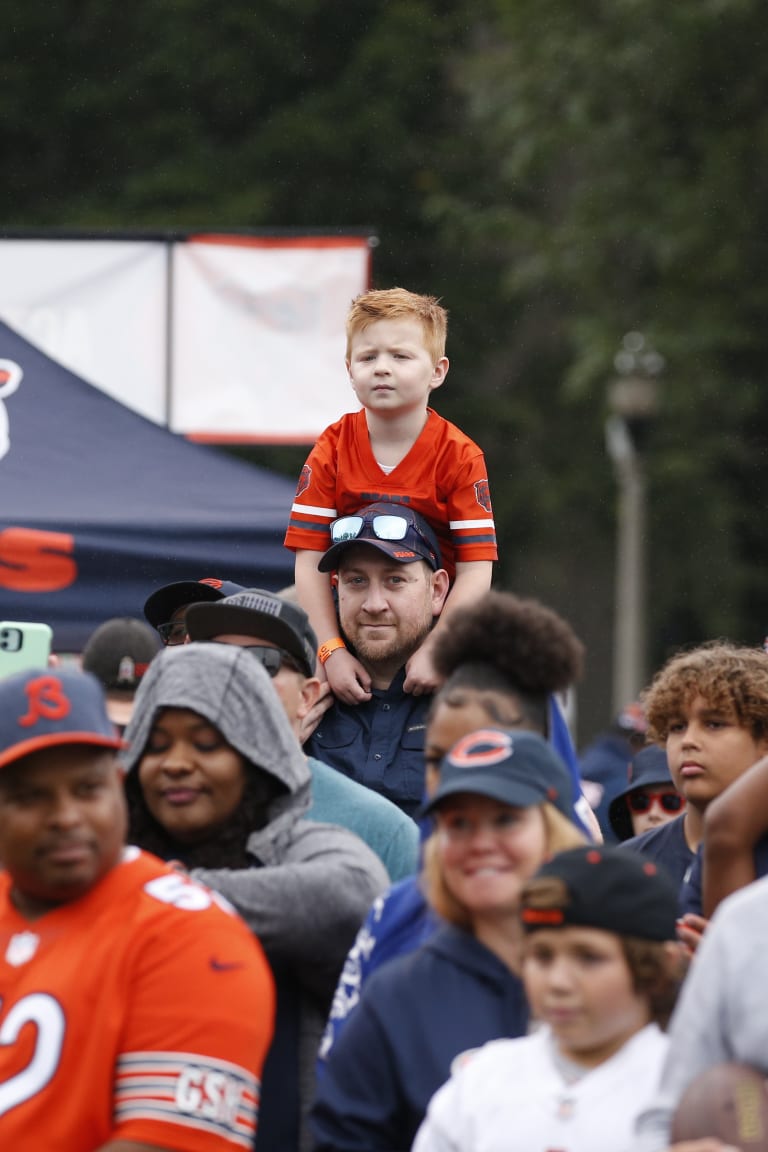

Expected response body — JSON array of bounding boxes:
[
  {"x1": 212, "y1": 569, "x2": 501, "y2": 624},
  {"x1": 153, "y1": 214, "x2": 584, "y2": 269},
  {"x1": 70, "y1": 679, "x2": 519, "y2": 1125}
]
[
  {"x1": 521, "y1": 845, "x2": 678, "y2": 941},
  {"x1": 143, "y1": 578, "x2": 244, "y2": 631}
]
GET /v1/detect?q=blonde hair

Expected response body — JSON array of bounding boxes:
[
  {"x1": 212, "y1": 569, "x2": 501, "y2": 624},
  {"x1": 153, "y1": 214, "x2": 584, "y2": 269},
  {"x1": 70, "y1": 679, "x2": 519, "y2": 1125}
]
[
  {"x1": 422, "y1": 803, "x2": 586, "y2": 930},
  {"x1": 345, "y1": 286, "x2": 448, "y2": 363}
]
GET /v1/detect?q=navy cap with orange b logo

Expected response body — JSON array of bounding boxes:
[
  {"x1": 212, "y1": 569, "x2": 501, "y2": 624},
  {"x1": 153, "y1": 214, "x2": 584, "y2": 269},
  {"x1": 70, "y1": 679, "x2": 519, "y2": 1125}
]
[{"x1": 0, "y1": 668, "x2": 125, "y2": 771}]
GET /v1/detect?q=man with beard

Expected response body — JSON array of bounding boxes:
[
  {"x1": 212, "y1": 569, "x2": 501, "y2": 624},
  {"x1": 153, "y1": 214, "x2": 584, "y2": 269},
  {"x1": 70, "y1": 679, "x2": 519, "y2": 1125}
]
[{"x1": 305, "y1": 502, "x2": 450, "y2": 817}]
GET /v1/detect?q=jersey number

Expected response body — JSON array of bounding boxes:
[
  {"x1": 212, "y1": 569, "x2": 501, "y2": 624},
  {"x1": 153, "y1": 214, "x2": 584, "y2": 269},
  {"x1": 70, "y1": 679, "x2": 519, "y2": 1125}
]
[{"x1": 0, "y1": 994, "x2": 65, "y2": 1116}]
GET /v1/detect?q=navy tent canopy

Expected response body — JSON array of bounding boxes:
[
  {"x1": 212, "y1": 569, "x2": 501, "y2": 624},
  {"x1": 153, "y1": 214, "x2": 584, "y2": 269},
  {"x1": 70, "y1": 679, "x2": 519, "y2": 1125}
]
[{"x1": 0, "y1": 319, "x2": 298, "y2": 650}]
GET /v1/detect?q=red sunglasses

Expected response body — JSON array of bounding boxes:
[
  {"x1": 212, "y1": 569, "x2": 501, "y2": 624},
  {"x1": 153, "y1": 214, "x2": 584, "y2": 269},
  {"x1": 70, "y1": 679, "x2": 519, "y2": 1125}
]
[{"x1": 627, "y1": 790, "x2": 684, "y2": 815}]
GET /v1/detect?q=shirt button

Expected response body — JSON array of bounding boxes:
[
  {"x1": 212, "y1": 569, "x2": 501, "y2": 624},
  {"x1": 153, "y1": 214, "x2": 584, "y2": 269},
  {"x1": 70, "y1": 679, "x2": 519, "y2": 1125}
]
[
  {"x1": 373, "y1": 753, "x2": 382, "y2": 761},
  {"x1": 382, "y1": 704, "x2": 391, "y2": 711}
]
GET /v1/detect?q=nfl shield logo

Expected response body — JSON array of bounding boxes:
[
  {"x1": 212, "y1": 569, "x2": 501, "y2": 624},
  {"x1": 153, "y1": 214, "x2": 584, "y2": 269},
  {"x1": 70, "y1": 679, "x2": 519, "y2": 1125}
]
[{"x1": 6, "y1": 931, "x2": 40, "y2": 967}]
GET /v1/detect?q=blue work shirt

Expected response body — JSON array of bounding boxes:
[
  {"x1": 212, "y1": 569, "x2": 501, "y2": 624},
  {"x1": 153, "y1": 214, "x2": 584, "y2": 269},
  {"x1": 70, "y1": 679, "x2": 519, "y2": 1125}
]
[{"x1": 306, "y1": 669, "x2": 430, "y2": 817}]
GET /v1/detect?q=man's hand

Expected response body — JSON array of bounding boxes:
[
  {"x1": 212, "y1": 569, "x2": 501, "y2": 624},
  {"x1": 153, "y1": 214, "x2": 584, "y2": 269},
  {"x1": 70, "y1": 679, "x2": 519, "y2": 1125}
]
[{"x1": 324, "y1": 648, "x2": 372, "y2": 705}]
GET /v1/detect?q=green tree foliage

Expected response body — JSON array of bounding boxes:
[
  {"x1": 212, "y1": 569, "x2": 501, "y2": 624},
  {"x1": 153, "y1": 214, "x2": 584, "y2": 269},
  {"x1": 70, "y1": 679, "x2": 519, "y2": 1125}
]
[
  {"x1": 425, "y1": 0, "x2": 768, "y2": 662},
  {"x1": 4, "y1": 0, "x2": 768, "y2": 730}
]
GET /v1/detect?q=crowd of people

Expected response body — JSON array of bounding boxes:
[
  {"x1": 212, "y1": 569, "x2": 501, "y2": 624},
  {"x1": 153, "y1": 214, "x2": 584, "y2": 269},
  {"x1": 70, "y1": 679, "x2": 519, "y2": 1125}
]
[{"x1": 1, "y1": 286, "x2": 765, "y2": 1151}]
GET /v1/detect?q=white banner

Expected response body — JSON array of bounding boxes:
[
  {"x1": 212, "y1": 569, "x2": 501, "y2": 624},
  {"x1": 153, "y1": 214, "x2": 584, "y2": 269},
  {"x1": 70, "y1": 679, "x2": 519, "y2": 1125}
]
[
  {"x1": 0, "y1": 234, "x2": 371, "y2": 440},
  {"x1": 172, "y1": 235, "x2": 369, "y2": 441},
  {"x1": 0, "y1": 239, "x2": 168, "y2": 422}
]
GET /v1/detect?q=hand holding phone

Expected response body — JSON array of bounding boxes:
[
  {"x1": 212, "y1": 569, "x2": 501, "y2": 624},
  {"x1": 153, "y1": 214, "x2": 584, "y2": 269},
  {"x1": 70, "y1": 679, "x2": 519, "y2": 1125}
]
[{"x1": 0, "y1": 622, "x2": 53, "y2": 679}]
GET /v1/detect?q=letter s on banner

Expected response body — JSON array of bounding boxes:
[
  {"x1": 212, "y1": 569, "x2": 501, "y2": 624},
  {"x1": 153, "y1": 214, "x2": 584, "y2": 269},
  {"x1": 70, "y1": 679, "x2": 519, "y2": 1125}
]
[{"x1": 0, "y1": 528, "x2": 76, "y2": 592}]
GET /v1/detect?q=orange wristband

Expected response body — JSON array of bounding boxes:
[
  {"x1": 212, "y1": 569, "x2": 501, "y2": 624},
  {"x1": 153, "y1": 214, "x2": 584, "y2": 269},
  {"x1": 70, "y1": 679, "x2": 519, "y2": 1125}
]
[{"x1": 318, "y1": 637, "x2": 347, "y2": 665}]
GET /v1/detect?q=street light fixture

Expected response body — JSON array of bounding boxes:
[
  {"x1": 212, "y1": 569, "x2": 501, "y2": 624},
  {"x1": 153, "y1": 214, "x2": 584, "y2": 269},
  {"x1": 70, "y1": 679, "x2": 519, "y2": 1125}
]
[{"x1": 605, "y1": 332, "x2": 664, "y2": 713}]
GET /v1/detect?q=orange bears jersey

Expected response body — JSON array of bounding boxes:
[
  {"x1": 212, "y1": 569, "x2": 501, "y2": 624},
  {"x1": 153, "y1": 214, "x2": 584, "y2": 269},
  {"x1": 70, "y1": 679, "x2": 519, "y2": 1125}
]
[
  {"x1": 283, "y1": 408, "x2": 497, "y2": 580},
  {"x1": 0, "y1": 847, "x2": 275, "y2": 1151}
]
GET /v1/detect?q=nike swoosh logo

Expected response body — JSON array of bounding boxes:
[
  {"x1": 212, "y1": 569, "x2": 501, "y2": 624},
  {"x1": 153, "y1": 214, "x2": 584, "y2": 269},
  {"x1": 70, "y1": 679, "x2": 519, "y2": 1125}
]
[{"x1": 209, "y1": 957, "x2": 246, "y2": 972}]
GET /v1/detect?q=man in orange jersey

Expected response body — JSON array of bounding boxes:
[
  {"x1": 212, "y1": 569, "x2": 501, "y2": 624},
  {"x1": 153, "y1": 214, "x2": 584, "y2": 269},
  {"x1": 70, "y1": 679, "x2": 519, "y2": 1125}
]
[{"x1": 0, "y1": 665, "x2": 275, "y2": 1152}]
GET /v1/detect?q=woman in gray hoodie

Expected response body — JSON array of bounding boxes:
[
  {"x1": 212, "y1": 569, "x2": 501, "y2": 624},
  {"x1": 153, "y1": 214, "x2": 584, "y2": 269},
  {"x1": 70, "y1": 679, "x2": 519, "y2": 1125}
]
[{"x1": 120, "y1": 641, "x2": 388, "y2": 1152}]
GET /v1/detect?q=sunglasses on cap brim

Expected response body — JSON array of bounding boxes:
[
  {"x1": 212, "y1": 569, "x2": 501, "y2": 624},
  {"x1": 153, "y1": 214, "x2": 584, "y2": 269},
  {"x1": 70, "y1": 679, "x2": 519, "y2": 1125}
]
[{"x1": 330, "y1": 511, "x2": 436, "y2": 558}]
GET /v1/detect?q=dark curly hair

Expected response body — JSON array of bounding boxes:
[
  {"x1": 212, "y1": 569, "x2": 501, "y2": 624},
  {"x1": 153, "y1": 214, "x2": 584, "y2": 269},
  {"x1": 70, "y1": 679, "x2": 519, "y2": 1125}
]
[
  {"x1": 431, "y1": 590, "x2": 584, "y2": 693},
  {"x1": 426, "y1": 590, "x2": 584, "y2": 735},
  {"x1": 643, "y1": 641, "x2": 768, "y2": 743}
]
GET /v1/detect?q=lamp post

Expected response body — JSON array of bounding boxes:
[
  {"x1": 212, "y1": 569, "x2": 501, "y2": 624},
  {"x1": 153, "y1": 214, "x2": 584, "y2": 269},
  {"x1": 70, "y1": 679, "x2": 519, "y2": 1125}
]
[{"x1": 605, "y1": 332, "x2": 664, "y2": 713}]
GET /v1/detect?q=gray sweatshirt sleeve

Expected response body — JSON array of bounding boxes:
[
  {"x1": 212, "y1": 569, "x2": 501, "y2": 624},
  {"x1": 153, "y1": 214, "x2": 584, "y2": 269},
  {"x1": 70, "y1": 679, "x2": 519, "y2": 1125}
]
[
  {"x1": 191, "y1": 821, "x2": 389, "y2": 1003},
  {"x1": 634, "y1": 898, "x2": 745, "y2": 1150}
]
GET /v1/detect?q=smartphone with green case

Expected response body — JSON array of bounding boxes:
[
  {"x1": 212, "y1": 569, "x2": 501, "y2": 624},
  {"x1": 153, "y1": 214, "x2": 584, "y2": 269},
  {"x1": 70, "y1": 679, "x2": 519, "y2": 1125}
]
[{"x1": 0, "y1": 621, "x2": 53, "y2": 679}]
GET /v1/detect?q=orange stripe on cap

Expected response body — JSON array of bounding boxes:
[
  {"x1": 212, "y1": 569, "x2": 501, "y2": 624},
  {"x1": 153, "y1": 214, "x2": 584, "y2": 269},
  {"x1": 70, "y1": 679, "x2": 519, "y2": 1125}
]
[
  {"x1": 0, "y1": 732, "x2": 126, "y2": 772},
  {"x1": 521, "y1": 908, "x2": 565, "y2": 926}
]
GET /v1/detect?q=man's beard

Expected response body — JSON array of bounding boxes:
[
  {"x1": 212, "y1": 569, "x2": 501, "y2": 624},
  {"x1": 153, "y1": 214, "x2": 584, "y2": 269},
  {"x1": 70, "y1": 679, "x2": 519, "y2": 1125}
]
[{"x1": 344, "y1": 617, "x2": 433, "y2": 670}]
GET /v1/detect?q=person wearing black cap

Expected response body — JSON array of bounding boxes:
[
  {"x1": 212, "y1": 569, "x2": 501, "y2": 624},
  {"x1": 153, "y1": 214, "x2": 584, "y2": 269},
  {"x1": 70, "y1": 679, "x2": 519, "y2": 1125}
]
[
  {"x1": 413, "y1": 846, "x2": 684, "y2": 1152},
  {"x1": 0, "y1": 666, "x2": 275, "y2": 1151},
  {"x1": 81, "y1": 615, "x2": 161, "y2": 730},
  {"x1": 310, "y1": 727, "x2": 585, "y2": 1152},
  {"x1": 304, "y1": 503, "x2": 452, "y2": 816},
  {"x1": 185, "y1": 588, "x2": 419, "y2": 882},
  {"x1": 143, "y1": 576, "x2": 244, "y2": 646},
  {"x1": 609, "y1": 745, "x2": 685, "y2": 842}
]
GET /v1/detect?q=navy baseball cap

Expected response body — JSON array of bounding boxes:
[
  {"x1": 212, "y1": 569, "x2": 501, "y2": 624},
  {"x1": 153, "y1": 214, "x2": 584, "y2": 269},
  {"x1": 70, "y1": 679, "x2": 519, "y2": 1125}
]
[
  {"x1": 420, "y1": 728, "x2": 574, "y2": 820},
  {"x1": 143, "y1": 577, "x2": 245, "y2": 630},
  {"x1": 186, "y1": 589, "x2": 317, "y2": 678},
  {"x1": 521, "y1": 845, "x2": 679, "y2": 941},
  {"x1": 0, "y1": 667, "x2": 125, "y2": 771},
  {"x1": 318, "y1": 502, "x2": 442, "y2": 573},
  {"x1": 608, "y1": 745, "x2": 677, "y2": 841}
]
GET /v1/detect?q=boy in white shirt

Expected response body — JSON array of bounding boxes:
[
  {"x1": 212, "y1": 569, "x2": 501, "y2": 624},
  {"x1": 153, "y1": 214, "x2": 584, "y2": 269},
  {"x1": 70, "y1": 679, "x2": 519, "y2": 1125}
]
[{"x1": 413, "y1": 846, "x2": 684, "y2": 1152}]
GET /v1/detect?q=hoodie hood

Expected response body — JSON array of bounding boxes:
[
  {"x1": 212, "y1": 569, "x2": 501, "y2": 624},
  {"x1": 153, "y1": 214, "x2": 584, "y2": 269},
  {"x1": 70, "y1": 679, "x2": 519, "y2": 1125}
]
[{"x1": 121, "y1": 643, "x2": 311, "y2": 827}]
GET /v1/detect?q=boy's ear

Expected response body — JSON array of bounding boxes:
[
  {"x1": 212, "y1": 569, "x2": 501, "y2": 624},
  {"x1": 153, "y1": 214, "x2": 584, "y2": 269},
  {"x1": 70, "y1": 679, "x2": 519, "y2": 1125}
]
[{"x1": 429, "y1": 356, "x2": 449, "y2": 391}]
